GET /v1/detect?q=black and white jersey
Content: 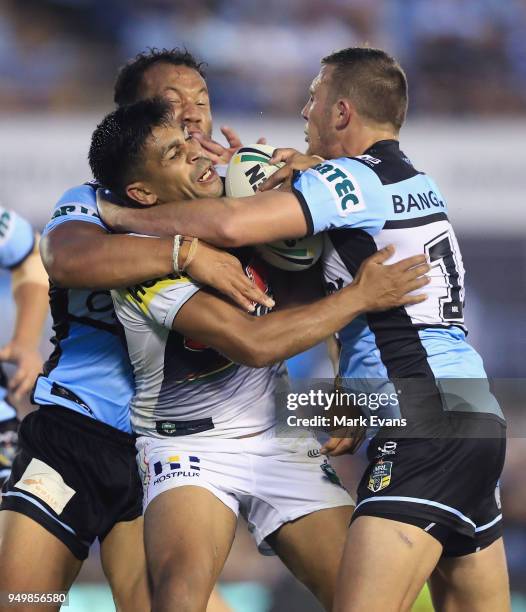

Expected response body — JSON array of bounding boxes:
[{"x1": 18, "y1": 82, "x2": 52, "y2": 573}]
[{"x1": 291, "y1": 140, "x2": 502, "y2": 419}]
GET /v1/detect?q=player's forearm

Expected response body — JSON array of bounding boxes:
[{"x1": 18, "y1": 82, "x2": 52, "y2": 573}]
[
  {"x1": 11, "y1": 283, "x2": 49, "y2": 348},
  {"x1": 106, "y1": 197, "x2": 246, "y2": 247},
  {"x1": 101, "y1": 191, "x2": 307, "y2": 247},
  {"x1": 42, "y1": 233, "x2": 173, "y2": 290},
  {"x1": 238, "y1": 285, "x2": 365, "y2": 367}
]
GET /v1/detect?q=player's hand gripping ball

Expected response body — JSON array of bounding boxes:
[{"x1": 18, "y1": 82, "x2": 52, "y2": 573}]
[{"x1": 226, "y1": 143, "x2": 323, "y2": 271}]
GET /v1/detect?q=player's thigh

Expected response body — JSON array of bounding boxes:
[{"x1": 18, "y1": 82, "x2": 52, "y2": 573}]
[
  {"x1": 429, "y1": 537, "x2": 511, "y2": 612},
  {"x1": 101, "y1": 515, "x2": 232, "y2": 612},
  {"x1": 334, "y1": 515, "x2": 443, "y2": 612},
  {"x1": 267, "y1": 505, "x2": 352, "y2": 611},
  {"x1": 100, "y1": 516, "x2": 150, "y2": 612},
  {"x1": 144, "y1": 485, "x2": 237, "y2": 594},
  {"x1": 0, "y1": 511, "x2": 82, "y2": 611}
]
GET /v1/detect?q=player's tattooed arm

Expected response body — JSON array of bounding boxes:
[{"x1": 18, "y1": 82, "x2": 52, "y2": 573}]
[
  {"x1": 97, "y1": 188, "x2": 308, "y2": 248},
  {"x1": 40, "y1": 221, "x2": 271, "y2": 311},
  {"x1": 173, "y1": 246, "x2": 429, "y2": 368}
]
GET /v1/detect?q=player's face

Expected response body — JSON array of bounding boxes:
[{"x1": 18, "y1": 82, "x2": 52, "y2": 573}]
[
  {"x1": 301, "y1": 65, "x2": 338, "y2": 158},
  {"x1": 129, "y1": 123, "x2": 223, "y2": 205},
  {"x1": 140, "y1": 63, "x2": 213, "y2": 138}
]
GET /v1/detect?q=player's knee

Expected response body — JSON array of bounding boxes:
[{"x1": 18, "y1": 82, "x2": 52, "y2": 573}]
[
  {"x1": 152, "y1": 577, "x2": 210, "y2": 612},
  {"x1": 310, "y1": 581, "x2": 334, "y2": 611},
  {"x1": 109, "y1": 571, "x2": 150, "y2": 612},
  {"x1": 151, "y1": 558, "x2": 213, "y2": 612},
  {"x1": 293, "y1": 567, "x2": 335, "y2": 611}
]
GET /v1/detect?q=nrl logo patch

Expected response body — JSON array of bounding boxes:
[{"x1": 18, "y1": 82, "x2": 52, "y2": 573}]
[{"x1": 367, "y1": 460, "x2": 393, "y2": 493}]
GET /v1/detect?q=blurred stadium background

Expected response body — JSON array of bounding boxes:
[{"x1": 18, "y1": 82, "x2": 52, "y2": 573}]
[{"x1": 0, "y1": 0, "x2": 525, "y2": 610}]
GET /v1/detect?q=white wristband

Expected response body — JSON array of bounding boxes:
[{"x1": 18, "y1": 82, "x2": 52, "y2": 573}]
[{"x1": 173, "y1": 235, "x2": 182, "y2": 275}]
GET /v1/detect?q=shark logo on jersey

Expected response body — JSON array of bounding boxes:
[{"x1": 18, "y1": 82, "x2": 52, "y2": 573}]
[{"x1": 312, "y1": 161, "x2": 366, "y2": 217}]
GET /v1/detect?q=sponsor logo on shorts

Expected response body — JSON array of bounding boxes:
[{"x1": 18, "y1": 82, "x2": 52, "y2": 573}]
[
  {"x1": 367, "y1": 460, "x2": 393, "y2": 493},
  {"x1": 308, "y1": 448, "x2": 321, "y2": 458},
  {"x1": 152, "y1": 454, "x2": 201, "y2": 485},
  {"x1": 15, "y1": 458, "x2": 75, "y2": 514},
  {"x1": 377, "y1": 441, "x2": 397, "y2": 457}
]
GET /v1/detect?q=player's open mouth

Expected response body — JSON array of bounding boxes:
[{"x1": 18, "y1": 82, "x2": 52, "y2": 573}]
[{"x1": 197, "y1": 165, "x2": 216, "y2": 183}]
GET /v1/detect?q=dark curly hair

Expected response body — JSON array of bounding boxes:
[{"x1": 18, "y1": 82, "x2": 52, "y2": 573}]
[
  {"x1": 113, "y1": 48, "x2": 206, "y2": 107},
  {"x1": 89, "y1": 97, "x2": 173, "y2": 195}
]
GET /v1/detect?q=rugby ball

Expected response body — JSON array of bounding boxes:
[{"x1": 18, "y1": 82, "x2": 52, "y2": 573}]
[{"x1": 226, "y1": 144, "x2": 323, "y2": 271}]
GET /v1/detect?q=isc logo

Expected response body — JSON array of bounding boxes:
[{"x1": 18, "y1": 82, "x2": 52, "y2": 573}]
[{"x1": 313, "y1": 162, "x2": 366, "y2": 216}]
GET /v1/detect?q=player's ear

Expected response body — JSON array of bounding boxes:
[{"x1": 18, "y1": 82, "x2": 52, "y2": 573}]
[
  {"x1": 126, "y1": 182, "x2": 158, "y2": 206},
  {"x1": 334, "y1": 98, "x2": 353, "y2": 130}
]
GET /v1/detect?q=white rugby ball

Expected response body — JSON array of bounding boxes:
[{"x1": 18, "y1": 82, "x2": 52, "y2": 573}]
[
  {"x1": 225, "y1": 144, "x2": 280, "y2": 197},
  {"x1": 226, "y1": 143, "x2": 323, "y2": 271}
]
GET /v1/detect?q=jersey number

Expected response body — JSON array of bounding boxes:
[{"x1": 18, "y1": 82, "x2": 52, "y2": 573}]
[{"x1": 424, "y1": 231, "x2": 464, "y2": 322}]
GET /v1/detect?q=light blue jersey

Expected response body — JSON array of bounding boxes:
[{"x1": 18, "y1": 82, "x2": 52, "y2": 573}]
[
  {"x1": 32, "y1": 183, "x2": 135, "y2": 432},
  {"x1": 0, "y1": 205, "x2": 35, "y2": 270},
  {"x1": 292, "y1": 140, "x2": 501, "y2": 419},
  {"x1": 0, "y1": 205, "x2": 36, "y2": 422}
]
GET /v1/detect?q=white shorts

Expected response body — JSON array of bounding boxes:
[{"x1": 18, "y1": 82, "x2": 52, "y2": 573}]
[{"x1": 136, "y1": 428, "x2": 354, "y2": 554}]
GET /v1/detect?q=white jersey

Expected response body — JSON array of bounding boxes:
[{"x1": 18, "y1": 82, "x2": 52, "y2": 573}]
[{"x1": 111, "y1": 264, "x2": 287, "y2": 438}]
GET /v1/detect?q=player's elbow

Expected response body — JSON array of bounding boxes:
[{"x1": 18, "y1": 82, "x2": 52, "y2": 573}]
[
  {"x1": 212, "y1": 200, "x2": 248, "y2": 248},
  {"x1": 43, "y1": 262, "x2": 71, "y2": 287},
  {"x1": 40, "y1": 238, "x2": 80, "y2": 287},
  {"x1": 41, "y1": 253, "x2": 71, "y2": 287},
  {"x1": 249, "y1": 352, "x2": 277, "y2": 368},
  {"x1": 39, "y1": 235, "x2": 63, "y2": 284},
  {"x1": 232, "y1": 337, "x2": 278, "y2": 368},
  {"x1": 214, "y1": 216, "x2": 245, "y2": 248}
]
